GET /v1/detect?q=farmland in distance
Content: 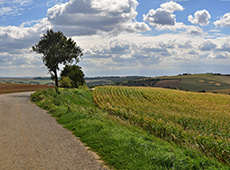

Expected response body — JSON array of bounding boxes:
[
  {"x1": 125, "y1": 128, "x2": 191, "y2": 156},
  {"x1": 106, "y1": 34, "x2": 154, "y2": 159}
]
[
  {"x1": 0, "y1": 77, "x2": 54, "y2": 85},
  {"x1": 113, "y1": 73, "x2": 230, "y2": 94}
]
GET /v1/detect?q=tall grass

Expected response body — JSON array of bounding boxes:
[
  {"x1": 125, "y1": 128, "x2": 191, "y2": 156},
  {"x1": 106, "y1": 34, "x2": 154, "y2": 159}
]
[{"x1": 94, "y1": 86, "x2": 230, "y2": 165}]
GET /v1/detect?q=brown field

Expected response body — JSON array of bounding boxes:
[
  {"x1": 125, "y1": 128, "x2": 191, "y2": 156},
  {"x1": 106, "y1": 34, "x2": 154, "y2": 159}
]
[
  {"x1": 154, "y1": 79, "x2": 182, "y2": 88},
  {"x1": 0, "y1": 83, "x2": 54, "y2": 94}
]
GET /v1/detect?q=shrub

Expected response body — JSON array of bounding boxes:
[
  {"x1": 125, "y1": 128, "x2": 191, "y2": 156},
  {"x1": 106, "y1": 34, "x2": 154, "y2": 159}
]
[
  {"x1": 61, "y1": 65, "x2": 85, "y2": 88},
  {"x1": 59, "y1": 77, "x2": 72, "y2": 88}
]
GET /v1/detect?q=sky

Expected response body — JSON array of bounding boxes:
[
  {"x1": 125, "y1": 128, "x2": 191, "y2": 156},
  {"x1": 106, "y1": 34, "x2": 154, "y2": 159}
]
[{"x1": 0, "y1": 0, "x2": 230, "y2": 77}]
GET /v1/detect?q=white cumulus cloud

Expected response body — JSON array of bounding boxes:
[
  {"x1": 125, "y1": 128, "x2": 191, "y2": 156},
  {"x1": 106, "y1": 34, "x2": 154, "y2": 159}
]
[
  {"x1": 47, "y1": 0, "x2": 150, "y2": 36},
  {"x1": 160, "y1": 1, "x2": 184, "y2": 13},
  {"x1": 188, "y1": 9, "x2": 211, "y2": 26},
  {"x1": 214, "y1": 13, "x2": 230, "y2": 27},
  {"x1": 143, "y1": 1, "x2": 184, "y2": 28},
  {"x1": 143, "y1": 8, "x2": 176, "y2": 26},
  {"x1": 142, "y1": 1, "x2": 205, "y2": 36}
]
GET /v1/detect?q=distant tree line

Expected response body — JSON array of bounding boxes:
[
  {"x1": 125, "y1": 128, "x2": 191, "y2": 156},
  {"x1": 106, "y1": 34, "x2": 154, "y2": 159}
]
[
  {"x1": 85, "y1": 76, "x2": 147, "y2": 88},
  {"x1": 34, "y1": 77, "x2": 52, "y2": 80},
  {"x1": 178, "y1": 73, "x2": 192, "y2": 76},
  {"x1": 206, "y1": 73, "x2": 230, "y2": 76},
  {"x1": 114, "y1": 78, "x2": 161, "y2": 87}
]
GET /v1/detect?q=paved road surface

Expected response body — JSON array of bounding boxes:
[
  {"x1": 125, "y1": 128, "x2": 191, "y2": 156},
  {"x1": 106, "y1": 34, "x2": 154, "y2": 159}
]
[{"x1": 0, "y1": 92, "x2": 107, "y2": 170}]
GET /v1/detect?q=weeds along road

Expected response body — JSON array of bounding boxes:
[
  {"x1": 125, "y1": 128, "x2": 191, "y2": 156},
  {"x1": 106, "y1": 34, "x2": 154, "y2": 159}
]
[{"x1": 0, "y1": 92, "x2": 106, "y2": 170}]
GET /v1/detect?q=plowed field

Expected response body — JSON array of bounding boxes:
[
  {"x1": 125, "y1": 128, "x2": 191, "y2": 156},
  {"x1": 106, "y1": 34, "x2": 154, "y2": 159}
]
[{"x1": 0, "y1": 83, "x2": 54, "y2": 94}]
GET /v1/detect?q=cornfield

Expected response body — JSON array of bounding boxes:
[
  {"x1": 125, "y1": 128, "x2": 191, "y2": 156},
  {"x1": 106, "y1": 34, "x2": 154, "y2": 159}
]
[{"x1": 93, "y1": 86, "x2": 230, "y2": 164}]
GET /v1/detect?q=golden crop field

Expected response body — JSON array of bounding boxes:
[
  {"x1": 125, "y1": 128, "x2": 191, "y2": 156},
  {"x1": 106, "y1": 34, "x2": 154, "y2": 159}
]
[{"x1": 93, "y1": 86, "x2": 230, "y2": 164}]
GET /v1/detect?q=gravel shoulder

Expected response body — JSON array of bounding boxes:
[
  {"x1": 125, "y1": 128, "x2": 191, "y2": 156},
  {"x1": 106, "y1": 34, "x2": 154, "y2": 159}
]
[{"x1": 0, "y1": 92, "x2": 107, "y2": 170}]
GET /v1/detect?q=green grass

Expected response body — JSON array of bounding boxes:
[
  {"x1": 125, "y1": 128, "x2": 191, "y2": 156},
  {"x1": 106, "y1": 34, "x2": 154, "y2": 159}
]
[{"x1": 31, "y1": 87, "x2": 229, "y2": 169}]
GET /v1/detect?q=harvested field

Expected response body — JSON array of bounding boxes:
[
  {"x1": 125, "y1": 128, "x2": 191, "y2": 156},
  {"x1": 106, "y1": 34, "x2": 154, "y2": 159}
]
[
  {"x1": 0, "y1": 83, "x2": 54, "y2": 94},
  {"x1": 154, "y1": 79, "x2": 182, "y2": 88},
  {"x1": 199, "y1": 80, "x2": 205, "y2": 82},
  {"x1": 215, "y1": 83, "x2": 221, "y2": 86}
]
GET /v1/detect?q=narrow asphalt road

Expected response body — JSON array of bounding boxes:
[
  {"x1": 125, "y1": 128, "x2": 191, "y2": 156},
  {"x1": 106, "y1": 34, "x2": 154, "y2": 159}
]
[{"x1": 0, "y1": 92, "x2": 107, "y2": 170}]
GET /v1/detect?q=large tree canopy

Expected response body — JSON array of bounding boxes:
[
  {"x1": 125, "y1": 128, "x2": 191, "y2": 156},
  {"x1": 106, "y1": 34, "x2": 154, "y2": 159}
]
[{"x1": 31, "y1": 29, "x2": 83, "y2": 93}]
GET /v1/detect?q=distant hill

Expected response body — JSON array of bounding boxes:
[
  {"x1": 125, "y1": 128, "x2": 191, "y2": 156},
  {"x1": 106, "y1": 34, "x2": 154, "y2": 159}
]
[
  {"x1": 0, "y1": 77, "x2": 54, "y2": 85},
  {"x1": 85, "y1": 76, "x2": 146, "y2": 87},
  {"x1": 2, "y1": 73, "x2": 230, "y2": 94},
  {"x1": 0, "y1": 76, "x2": 146, "y2": 87},
  {"x1": 113, "y1": 73, "x2": 230, "y2": 94}
]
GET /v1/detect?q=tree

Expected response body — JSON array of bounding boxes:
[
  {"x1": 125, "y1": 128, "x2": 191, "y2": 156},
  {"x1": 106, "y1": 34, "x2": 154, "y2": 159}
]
[
  {"x1": 60, "y1": 65, "x2": 85, "y2": 88},
  {"x1": 59, "y1": 77, "x2": 72, "y2": 88},
  {"x1": 31, "y1": 29, "x2": 83, "y2": 93}
]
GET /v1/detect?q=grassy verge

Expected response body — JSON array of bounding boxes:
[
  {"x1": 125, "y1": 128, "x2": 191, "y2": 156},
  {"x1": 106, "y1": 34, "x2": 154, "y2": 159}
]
[{"x1": 31, "y1": 88, "x2": 229, "y2": 170}]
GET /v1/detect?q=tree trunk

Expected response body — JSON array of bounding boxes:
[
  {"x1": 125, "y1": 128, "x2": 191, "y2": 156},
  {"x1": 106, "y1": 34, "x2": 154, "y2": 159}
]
[{"x1": 54, "y1": 70, "x2": 60, "y2": 94}]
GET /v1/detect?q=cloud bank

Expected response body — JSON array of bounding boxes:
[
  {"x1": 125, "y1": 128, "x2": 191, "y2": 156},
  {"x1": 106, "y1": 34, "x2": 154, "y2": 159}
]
[
  {"x1": 0, "y1": 0, "x2": 230, "y2": 77},
  {"x1": 78, "y1": 33, "x2": 230, "y2": 76}
]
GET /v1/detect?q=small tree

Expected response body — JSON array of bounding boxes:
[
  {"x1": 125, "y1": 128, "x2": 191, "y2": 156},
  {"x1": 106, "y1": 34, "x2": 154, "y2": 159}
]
[
  {"x1": 59, "y1": 77, "x2": 72, "y2": 88},
  {"x1": 61, "y1": 65, "x2": 85, "y2": 88},
  {"x1": 31, "y1": 29, "x2": 83, "y2": 93}
]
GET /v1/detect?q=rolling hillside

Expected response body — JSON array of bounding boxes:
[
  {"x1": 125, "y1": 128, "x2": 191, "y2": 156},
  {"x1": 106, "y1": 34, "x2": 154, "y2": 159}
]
[
  {"x1": 2, "y1": 73, "x2": 230, "y2": 94},
  {"x1": 114, "y1": 73, "x2": 230, "y2": 94}
]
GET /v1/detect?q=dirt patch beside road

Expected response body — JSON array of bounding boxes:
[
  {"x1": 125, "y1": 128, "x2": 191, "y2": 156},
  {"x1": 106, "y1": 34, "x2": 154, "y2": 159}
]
[{"x1": 0, "y1": 83, "x2": 54, "y2": 94}]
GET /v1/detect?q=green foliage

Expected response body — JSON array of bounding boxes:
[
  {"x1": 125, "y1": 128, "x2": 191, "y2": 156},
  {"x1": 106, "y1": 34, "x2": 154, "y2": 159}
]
[
  {"x1": 31, "y1": 29, "x2": 83, "y2": 93},
  {"x1": 59, "y1": 77, "x2": 72, "y2": 88},
  {"x1": 61, "y1": 65, "x2": 85, "y2": 88},
  {"x1": 94, "y1": 86, "x2": 230, "y2": 165},
  {"x1": 31, "y1": 88, "x2": 229, "y2": 169}
]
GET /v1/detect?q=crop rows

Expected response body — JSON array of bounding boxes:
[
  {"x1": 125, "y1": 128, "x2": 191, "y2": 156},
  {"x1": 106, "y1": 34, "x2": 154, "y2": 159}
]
[{"x1": 93, "y1": 86, "x2": 230, "y2": 164}]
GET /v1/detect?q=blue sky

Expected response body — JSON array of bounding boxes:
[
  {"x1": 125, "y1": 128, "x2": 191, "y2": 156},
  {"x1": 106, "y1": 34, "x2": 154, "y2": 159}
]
[{"x1": 0, "y1": 0, "x2": 230, "y2": 77}]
